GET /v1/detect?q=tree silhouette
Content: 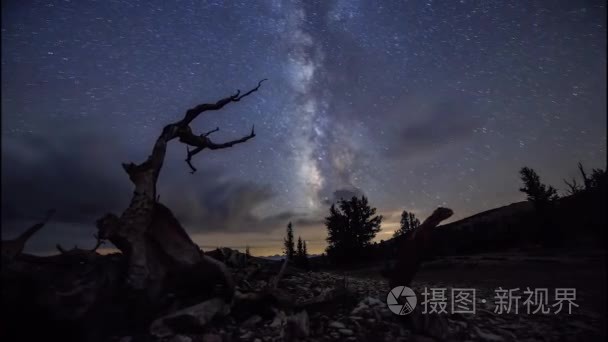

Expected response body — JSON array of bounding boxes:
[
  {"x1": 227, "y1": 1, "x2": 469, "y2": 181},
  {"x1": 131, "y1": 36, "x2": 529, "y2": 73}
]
[
  {"x1": 519, "y1": 166, "x2": 558, "y2": 245},
  {"x1": 283, "y1": 222, "x2": 295, "y2": 260},
  {"x1": 296, "y1": 236, "x2": 303, "y2": 259},
  {"x1": 589, "y1": 168, "x2": 607, "y2": 190},
  {"x1": 577, "y1": 162, "x2": 591, "y2": 190},
  {"x1": 519, "y1": 167, "x2": 559, "y2": 207},
  {"x1": 95, "y1": 79, "x2": 265, "y2": 290},
  {"x1": 294, "y1": 236, "x2": 309, "y2": 269},
  {"x1": 301, "y1": 240, "x2": 309, "y2": 270},
  {"x1": 325, "y1": 196, "x2": 382, "y2": 264},
  {"x1": 563, "y1": 177, "x2": 583, "y2": 195},
  {"x1": 393, "y1": 210, "x2": 420, "y2": 238}
]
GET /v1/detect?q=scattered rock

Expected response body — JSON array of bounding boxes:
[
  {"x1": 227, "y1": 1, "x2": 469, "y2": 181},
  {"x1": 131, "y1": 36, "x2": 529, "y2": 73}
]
[
  {"x1": 473, "y1": 326, "x2": 504, "y2": 341},
  {"x1": 170, "y1": 335, "x2": 192, "y2": 342},
  {"x1": 239, "y1": 331, "x2": 254, "y2": 340},
  {"x1": 242, "y1": 315, "x2": 262, "y2": 328},
  {"x1": 286, "y1": 310, "x2": 309, "y2": 338},
  {"x1": 329, "y1": 321, "x2": 346, "y2": 329},
  {"x1": 150, "y1": 298, "x2": 230, "y2": 338},
  {"x1": 411, "y1": 334, "x2": 435, "y2": 342},
  {"x1": 269, "y1": 310, "x2": 286, "y2": 328},
  {"x1": 201, "y1": 333, "x2": 222, "y2": 342},
  {"x1": 339, "y1": 328, "x2": 354, "y2": 336}
]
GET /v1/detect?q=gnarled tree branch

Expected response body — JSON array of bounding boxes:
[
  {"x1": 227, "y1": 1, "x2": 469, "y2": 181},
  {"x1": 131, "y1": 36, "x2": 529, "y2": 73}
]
[
  {"x1": 204, "y1": 127, "x2": 220, "y2": 136},
  {"x1": 56, "y1": 233, "x2": 106, "y2": 255},
  {"x1": 97, "y1": 79, "x2": 265, "y2": 290},
  {"x1": 180, "y1": 79, "x2": 266, "y2": 126},
  {"x1": 2, "y1": 209, "x2": 56, "y2": 262},
  {"x1": 185, "y1": 125, "x2": 255, "y2": 173}
]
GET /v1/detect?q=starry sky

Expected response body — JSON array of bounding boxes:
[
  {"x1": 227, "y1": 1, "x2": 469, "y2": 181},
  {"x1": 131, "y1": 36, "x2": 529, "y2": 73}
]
[{"x1": 2, "y1": 0, "x2": 606, "y2": 256}]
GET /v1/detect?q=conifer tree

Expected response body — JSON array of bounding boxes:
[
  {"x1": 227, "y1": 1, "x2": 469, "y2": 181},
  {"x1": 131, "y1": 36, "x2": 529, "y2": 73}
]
[{"x1": 283, "y1": 222, "x2": 295, "y2": 260}]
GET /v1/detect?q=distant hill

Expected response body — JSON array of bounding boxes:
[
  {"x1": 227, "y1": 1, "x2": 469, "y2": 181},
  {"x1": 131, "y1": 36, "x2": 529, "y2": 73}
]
[
  {"x1": 429, "y1": 201, "x2": 536, "y2": 255},
  {"x1": 400, "y1": 190, "x2": 604, "y2": 256},
  {"x1": 259, "y1": 254, "x2": 322, "y2": 261},
  {"x1": 258, "y1": 254, "x2": 285, "y2": 261}
]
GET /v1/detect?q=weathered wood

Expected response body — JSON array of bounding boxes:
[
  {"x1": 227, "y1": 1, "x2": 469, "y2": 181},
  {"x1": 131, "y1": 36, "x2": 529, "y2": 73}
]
[{"x1": 387, "y1": 207, "x2": 453, "y2": 289}]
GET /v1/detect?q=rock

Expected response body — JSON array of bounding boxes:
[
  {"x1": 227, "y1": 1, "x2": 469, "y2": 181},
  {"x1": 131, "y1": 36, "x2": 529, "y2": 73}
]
[
  {"x1": 329, "y1": 321, "x2": 346, "y2": 329},
  {"x1": 239, "y1": 331, "x2": 254, "y2": 339},
  {"x1": 473, "y1": 326, "x2": 504, "y2": 341},
  {"x1": 411, "y1": 335, "x2": 436, "y2": 342},
  {"x1": 330, "y1": 332, "x2": 340, "y2": 339},
  {"x1": 286, "y1": 310, "x2": 309, "y2": 338},
  {"x1": 150, "y1": 298, "x2": 231, "y2": 338},
  {"x1": 170, "y1": 335, "x2": 193, "y2": 342},
  {"x1": 118, "y1": 337, "x2": 132, "y2": 342},
  {"x1": 202, "y1": 333, "x2": 222, "y2": 342},
  {"x1": 364, "y1": 296, "x2": 384, "y2": 307},
  {"x1": 351, "y1": 302, "x2": 369, "y2": 315},
  {"x1": 269, "y1": 310, "x2": 286, "y2": 328},
  {"x1": 243, "y1": 315, "x2": 262, "y2": 328},
  {"x1": 339, "y1": 329, "x2": 354, "y2": 336}
]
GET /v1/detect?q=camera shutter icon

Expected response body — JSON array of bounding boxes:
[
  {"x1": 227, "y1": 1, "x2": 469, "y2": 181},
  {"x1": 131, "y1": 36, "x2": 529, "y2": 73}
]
[{"x1": 387, "y1": 286, "x2": 417, "y2": 315}]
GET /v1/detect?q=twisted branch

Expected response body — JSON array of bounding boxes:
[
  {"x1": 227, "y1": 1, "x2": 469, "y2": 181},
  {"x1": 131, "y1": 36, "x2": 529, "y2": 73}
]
[{"x1": 185, "y1": 125, "x2": 256, "y2": 173}]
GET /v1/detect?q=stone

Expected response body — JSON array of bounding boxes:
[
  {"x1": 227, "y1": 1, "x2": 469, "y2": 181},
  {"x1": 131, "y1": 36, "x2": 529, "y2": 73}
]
[
  {"x1": 243, "y1": 315, "x2": 262, "y2": 328},
  {"x1": 239, "y1": 331, "x2": 254, "y2": 339},
  {"x1": 170, "y1": 335, "x2": 192, "y2": 342},
  {"x1": 269, "y1": 310, "x2": 286, "y2": 328},
  {"x1": 286, "y1": 310, "x2": 310, "y2": 338},
  {"x1": 339, "y1": 329, "x2": 354, "y2": 336},
  {"x1": 201, "y1": 333, "x2": 222, "y2": 342},
  {"x1": 329, "y1": 321, "x2": 346, "y2": 329},
  {"x1": 150, "y1": 298, "x2": 230, "y2": 338},
  {"x1": 351, "y1": 303, "x2": 369, "y2": 315}
]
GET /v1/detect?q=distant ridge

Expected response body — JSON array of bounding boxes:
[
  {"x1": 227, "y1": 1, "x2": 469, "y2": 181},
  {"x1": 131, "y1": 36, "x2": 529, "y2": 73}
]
[{"x1": 437, "y1": 201, "x2": 534, "y2": 231}]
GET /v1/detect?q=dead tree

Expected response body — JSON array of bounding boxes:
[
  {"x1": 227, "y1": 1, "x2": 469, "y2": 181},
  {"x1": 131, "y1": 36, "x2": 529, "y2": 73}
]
[
  {"x1": 95, "y1": 79, "x2": 266, "y2": 293},
  {"x1": 0, "y1": 80, "x2": 267, "y2": 342},
  {"x1": 56, "y1": 233, "x2": 105, "y2": 255},
  {"x1": 1, "y1": 209, "x2": 55, "y2": 263},
  {"x1": 564, "y1": 178, "x2": 583, "y2": 195},
  {"x1": 386, "y1": 207, "x2": 453, "y2": 289},
  {"x1": 578, "y1": 162, "x2": 591, "y2": 190}
]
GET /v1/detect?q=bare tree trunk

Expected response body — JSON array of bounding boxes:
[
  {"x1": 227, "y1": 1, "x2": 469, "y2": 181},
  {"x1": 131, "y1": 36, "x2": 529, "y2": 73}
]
[
  {"x1": 387, "y1": 207, "x2": 453, "y2": 289},
  {"x1": 95, "y1": 80, "x2": 265, "y2": 292}
]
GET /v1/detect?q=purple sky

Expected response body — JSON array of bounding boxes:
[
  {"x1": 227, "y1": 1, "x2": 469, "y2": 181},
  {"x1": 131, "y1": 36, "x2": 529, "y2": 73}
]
[{"x1": 2, "y1": 0, "x2": 606, "y2": 256}]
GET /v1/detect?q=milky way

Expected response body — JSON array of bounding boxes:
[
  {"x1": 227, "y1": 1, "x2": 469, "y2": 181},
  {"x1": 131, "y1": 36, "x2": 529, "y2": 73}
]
[{"x1": 2, "y1": 0, "x2": 606, "y2": 256}]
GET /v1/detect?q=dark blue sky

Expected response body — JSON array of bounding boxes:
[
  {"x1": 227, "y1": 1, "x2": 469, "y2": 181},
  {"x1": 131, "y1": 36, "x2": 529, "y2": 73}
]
[{"x1": 2, "y1": 0, "x2": 606, "y2": 255}]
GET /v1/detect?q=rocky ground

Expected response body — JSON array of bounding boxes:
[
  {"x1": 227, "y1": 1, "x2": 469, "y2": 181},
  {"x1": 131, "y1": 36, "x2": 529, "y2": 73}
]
[{"x1": 120, "y1": 249, "x2": 606, "y2": 342}]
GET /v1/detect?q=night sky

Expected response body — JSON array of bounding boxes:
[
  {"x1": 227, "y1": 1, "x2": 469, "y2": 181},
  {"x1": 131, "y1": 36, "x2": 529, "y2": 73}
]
[{"x1": 2, "y1": 0, "x2": 606, "y2": 256}]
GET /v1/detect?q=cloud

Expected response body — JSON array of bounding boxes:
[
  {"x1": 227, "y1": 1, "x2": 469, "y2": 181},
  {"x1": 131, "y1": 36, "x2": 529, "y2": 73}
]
[
  {"x1": 1, "y1": 130, "x2": 296, "y2": 252},
  {"x1": 1, "y1": 131, "x2": 131, "y2": 229},
  {"x1": 321, "y1": 187, "x2": 366, "y2": 206},
  {"x1": 383, "y1": 95, "x2": 484, "y2": 159},
  {"x1": 161, "y1": 176, "x2": 294, "y2": 233}
]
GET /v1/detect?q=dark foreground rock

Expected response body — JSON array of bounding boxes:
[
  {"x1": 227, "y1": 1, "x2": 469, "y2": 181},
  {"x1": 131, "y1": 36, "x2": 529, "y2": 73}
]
[{"x1": 2, "y1": 247, "x2": 605, "y2": 342}]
